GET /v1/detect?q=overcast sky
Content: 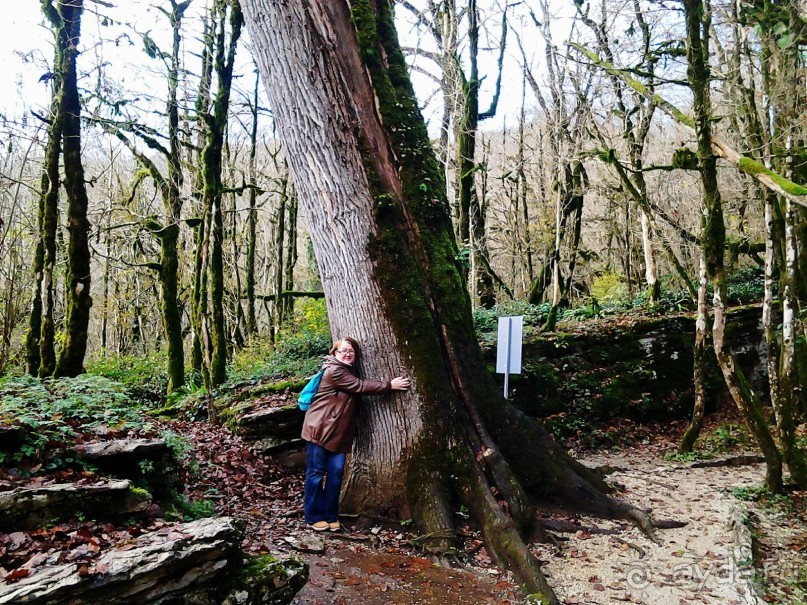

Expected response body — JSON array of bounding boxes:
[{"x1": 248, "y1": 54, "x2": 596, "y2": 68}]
[{"x1": 0, "y1": 2, "x2": 551, "y2": 134}]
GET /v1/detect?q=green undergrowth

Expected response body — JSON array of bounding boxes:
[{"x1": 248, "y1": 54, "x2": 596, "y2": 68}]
[
  {"x1": 229, "y1": 299, "x2": 329, "y2": 384},
  {"x1": 473, "y1": 266, "x2": 764, "y2": 338},
  {"x1": 664, "y1": 421, "x2": 755, "y2": 462},
  {"x1": 731, "y1": 485, "x2": 792, "y2": 511},
  {"x1": 0, "y1": 374, "x2": 148, "y2": 465},
  {"x1": 86, "y1": 352, "x2": 170, "y2": 407},
  {"x1": 163, "y1": 494, "x2": 217, "y2": 521},
  {"x1": 664, "y1": 450, "x2": 716, "y2": 463}
]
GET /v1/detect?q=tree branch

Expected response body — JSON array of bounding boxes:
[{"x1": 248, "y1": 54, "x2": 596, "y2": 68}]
[{"x1": 570, "y1": 42, "x2": 807, "y2": 209}]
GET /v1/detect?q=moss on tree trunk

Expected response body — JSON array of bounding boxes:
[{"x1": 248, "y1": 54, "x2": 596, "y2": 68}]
[
  {"x1": 684, "y1": 0, "x2": 784, "y2": 491},
  {"x1": 204, "y1": 0, "x2": 243, "y2": 387},
  {"x1": 52, "y1": 0, "x2": 92, "y2": 378},
  {"x1": 27, "y1": 71, "x2": 62, "y2": 377}
]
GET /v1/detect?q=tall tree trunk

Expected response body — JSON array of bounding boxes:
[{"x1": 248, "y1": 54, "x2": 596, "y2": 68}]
[
  {"x1": 53, "y1": 0, "x2": 91, "y2": 377},
  {"x1": 157, "y1": 0, "x2": 187, "y2": 393},
  {"x1": 272, "y1": 172, "x2": 288, "y2": 335},
  {"x1": 204, "y1": 0, "x2": 244, "y2": 386},
  {"x1": 27, "y1": 71, "x2": 62, "y2": 377},
  {"x1": 282, "y1": 182, "x2": 299, "y2": 320},
  {"x1": 246, "y1": 68, "x2": 260, "y2": 337},
  {"x1": 192, "y1": 13, "x2": 215, "y2": 374},
  {"x1": 242, "y1": 1, "x2": 655, "y2": 599},
  {"x1": 777, "y1": 191, "x2": 807, "y2": 483},
  {"x1": 684, "y1": 0, "x2": 783, "y2": 491}
]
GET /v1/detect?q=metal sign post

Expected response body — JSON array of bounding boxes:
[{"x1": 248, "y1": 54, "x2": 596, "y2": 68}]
[{"x1": 496, "y1": 316, "x2": 523, "y2": 399}]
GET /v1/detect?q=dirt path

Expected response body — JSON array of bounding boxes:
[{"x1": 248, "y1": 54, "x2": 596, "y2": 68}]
[
  {"x1": 283, "y1": 453, "x2": 771, "y2": 605},
  {"x1": 532, "y1": 452, "x2": 764, "y2": 604},
  {"x1": 291, "y1": 547, "x2": 519, "y2": 605}
]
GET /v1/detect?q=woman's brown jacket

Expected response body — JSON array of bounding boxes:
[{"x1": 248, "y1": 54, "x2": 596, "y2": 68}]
[{"x1": 301, "y1": 356, "x2": 391, "y2": 454}]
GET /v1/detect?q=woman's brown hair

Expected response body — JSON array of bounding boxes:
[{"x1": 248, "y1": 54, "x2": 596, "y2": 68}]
[{"x1": 330, "y1": 337, "x2": 362, "y2": 372}]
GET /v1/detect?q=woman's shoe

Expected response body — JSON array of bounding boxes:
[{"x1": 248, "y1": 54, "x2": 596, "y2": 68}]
[
  {"x1": 308, "y1": 521, "x2": 329, "y2": 532},
  {"x1": 328, "y1": 521, "x2": 341, "y2": 532}
]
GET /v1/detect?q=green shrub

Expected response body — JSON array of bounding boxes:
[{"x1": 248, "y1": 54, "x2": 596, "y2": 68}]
[
  {"x1": 591, "y1": 272, "x2": 628, "y2": 304},
  {"x1": 725, "y1": 266, "x2": 765, "y2": 304},
  {"x1": 86, "y1": 353, "x2": 169, "y2": 406},
  {"x1": 731, "y1": 485, "x2": 791, "y2": 510},
  {"x1": 229, "y1": 299, "x2": 330, "y2": 382},
  {"x1": 163, "y1": 495, "x2": 217, "y2": 521},
  {"x1": 473, "y1": 300, "x2": 552, "y2": 334},
  {"x1": 275, "y1": 299, "x2": 331, "y2": 359},
  {"x1": 0, "y1": 374, "x2": 146, "y2": 463}
]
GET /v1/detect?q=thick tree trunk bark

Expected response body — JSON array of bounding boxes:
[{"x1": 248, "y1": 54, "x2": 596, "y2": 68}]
[
  {"x1": 242, "y1": 1, "x2": 653, "y2": 599},
  {"x1": 54, "y1": 0, "x2": 92, "y2": 378}
]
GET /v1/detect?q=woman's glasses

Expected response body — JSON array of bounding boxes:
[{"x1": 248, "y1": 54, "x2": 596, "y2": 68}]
[{"x1": 337, "y1": 349, "x2": 355, "y2": 355}]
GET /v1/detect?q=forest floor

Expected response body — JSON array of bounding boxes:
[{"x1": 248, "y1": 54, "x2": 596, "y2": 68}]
[
  {"x1": 3, "y1": 407, "x2": 805, "y2": 604},
  {"x1": 175, "y1": 406, "x2": 807, "y2": 605}
]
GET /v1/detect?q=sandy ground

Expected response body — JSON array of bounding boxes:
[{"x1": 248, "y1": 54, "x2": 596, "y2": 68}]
[{"x1": 533, "y1": 452, "x2": 765, "y2": 605}]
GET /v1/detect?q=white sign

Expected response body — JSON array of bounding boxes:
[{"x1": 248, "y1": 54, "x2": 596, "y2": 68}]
[{"x1": 496, "y1": 316, "x2": 523, "y2": 399}]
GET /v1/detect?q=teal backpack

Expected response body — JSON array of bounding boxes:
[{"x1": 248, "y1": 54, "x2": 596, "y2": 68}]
[{"x1": 298, "y1": 370, "x2": 324, "y2": 411}]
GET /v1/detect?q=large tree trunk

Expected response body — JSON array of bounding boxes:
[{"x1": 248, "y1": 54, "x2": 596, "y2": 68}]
[
  {"x1": 684, "y1": 0, "x2": 784, "y2": 491},
  {"x1": 53, "y1": 0, "x2": 92, "y2": 377},
  {"x1": 242, "y1": 1, "x2": 652, "y2": 599}
]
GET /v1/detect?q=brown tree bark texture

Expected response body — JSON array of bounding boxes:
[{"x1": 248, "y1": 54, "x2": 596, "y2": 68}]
[{"x1": 242, "y1": 0, "x2": 423, "y2": 516}]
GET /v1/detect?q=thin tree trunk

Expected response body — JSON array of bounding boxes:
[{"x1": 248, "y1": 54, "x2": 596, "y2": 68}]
[
  {"x1": 282, "y1": 181, "x2": 298, "y2": 320},
  {"x1": 273, "y1": 173, "x2": 288, "y2": 335},
  {"x1": 192, "y1": 13, "x2": 215, "y2": 374},
  {"x1": 246, "y1": 68, "x2": 260, "y2": 337},
  {"x1": 205, "y1": 0, "x2": 244, "y2": 386},
  {"x1": 679, "y1": 256, "x2": 709, "y2": 452},
  {"x1": 684, "y1": 0, "x2": 783, "y2": 491},
  {"x1": 27, "y1": 80, "x2": 62, "y2": 376},
  {"x1": 777, "y1": 192, "x2": 807, "y2": 484}
]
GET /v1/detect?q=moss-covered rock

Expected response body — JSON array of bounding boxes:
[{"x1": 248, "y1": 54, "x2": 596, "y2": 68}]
[{"x1": 484, "y1": 306, "x2": 767, "y2": 434}]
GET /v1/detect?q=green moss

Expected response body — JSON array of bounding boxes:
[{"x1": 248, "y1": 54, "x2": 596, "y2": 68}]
[
  {"x1": 738, "y1": 156, "x2": 807, "y2": 196},
  {"x1": 221, "y1": 553, "x2": 308, "y2": 599},
  {"x1": 571, "y1": 42, "x2": 696, "y2": 128},
  {"x1": 129, "y1": 486, "x2": 150, "y2": 499},
  {"x1": 672, "y1": 147, "x2": 699, "y2": 170}
]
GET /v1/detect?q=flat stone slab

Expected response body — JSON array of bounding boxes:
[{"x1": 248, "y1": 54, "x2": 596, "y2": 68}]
[
  {"x1": 0, "y1": 517, "x2": 240, "y2": 604},
  {"x1": 251, "y1": 437, "x2": 305, "y2": 457},
  {"x1": 282, "y1": 533, "x2": 325, "y2": 554},
  {"x1": 0, "y1": 480, "x2": 151, "y2": 530},
  {"x1": 237, "y1": 406, "x2": 303, "y2": 441},
  {"x1": 72, "y1": 439, "x2": 167, "y2": 462}
]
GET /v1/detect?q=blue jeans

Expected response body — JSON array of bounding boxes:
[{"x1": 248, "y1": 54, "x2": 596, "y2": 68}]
[{"x1": 304, "y1": 442, "x2": 346, "y2": 524}]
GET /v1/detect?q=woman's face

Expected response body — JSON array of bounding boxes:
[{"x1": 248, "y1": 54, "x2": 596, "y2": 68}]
[{"x1": 335, "y1": 341, "x2": 356, "y2": 365}]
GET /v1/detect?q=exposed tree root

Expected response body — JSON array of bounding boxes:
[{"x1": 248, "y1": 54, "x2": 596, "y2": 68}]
[
  {"x1": 653, "y1": 519, "x2": 689, "y2": 529},
  {"x1": 460, "y1": 447, "x2": 561, "y2": 605}
]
